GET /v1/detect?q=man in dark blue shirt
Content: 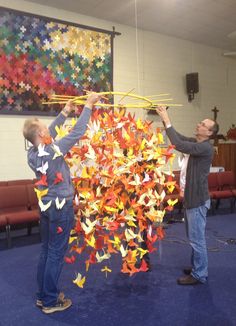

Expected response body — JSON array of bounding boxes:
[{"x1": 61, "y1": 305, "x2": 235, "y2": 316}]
[{"x1": 23, "y1": 93, "x2": 100, "y2": 312}]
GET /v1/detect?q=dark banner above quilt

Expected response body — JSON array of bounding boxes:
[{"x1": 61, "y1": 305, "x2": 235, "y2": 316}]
[{"x1": 0, "y1": 7, "x2": 113, "y2": 115}]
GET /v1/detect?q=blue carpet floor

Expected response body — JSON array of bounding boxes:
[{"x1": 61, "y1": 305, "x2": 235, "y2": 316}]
[{"x1": 0, "y1": 213, "x2": 236, "y2": 326}]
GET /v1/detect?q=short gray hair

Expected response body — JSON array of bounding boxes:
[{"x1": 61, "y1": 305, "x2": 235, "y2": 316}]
[{"x1": 23, "y1": 118, "x2": 40, "y2": 145}]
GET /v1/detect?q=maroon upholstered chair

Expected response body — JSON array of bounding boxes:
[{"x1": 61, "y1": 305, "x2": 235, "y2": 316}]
[
  {"x1": 0, "y1": 185, "x2": 39, "y2": 248},
  {"x1": 0, "y1": 181, "x2": 8, "y2": 186},
  {"x1": 7, "y1": 179, "x2": 34, "y2": 186},
  {"x1": 208, "y1": 173, "x2": 219, "y2": 194},
  {"x1": 26, "y1": 184, "x2": 38, "y2": 210},
  {"x1": 208, "y1": 172, "x2": 220, "y2": 214},
  {"x1": 0, "y1": 215, "x2": 9, "y2": 247},
  {"x1": 214, "y1": 171, "x2": 236, "y2": 213}
]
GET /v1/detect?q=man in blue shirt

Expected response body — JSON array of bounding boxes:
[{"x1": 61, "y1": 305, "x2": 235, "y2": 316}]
[{"x1": 23, "y1": 93, "x2": 100, "y2": 312}]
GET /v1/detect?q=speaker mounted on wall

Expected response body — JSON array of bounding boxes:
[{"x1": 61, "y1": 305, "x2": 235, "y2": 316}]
[{"x1": 186, "y1": 72, "x2": 199, "y2": 102}]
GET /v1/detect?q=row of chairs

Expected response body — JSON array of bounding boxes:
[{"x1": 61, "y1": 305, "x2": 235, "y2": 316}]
[
  {"x1": 0, "y1": 184, "x2": 39, "y2": 248},
  {"x1": 164, "y1": 170, "x2": 236, "y2": 216},
  {"x1": 208, "y1": 171, "x2": 236, "y2": 213},
  {"x1": 0, "y1": 179, "x2": 35, "y2": 186},
  {"x1": 1, "y1": 171, "x2": 235, "y2": 248}
]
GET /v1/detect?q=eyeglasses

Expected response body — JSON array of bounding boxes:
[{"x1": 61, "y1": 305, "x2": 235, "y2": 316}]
[{"x1": 199, "y1": 121, "x2": 212, "y2": 131}]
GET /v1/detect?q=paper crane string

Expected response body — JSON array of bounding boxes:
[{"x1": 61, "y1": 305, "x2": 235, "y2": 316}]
[{"x1": 42, "y1": 91, "x2": 182, "y2": 110}]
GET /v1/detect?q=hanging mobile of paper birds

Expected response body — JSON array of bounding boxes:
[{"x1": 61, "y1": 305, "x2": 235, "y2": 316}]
[{"x1": 41, "y1": 91, "x2": 181, "y2": 286}]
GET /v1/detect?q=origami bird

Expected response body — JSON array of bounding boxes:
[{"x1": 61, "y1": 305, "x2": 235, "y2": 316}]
[
  {"x1": 52, "y1": 144, "x2": 63, "y2": 160},
  {"x1": 38, "y1": 199, "x2": 52, "y2": 212},
  {"x1": 38, "y1": 143, "x2": 50, "y2": 157},
  {"x1": 55, "y1": 197, "x2": 66, "y2": 209},
  {"x1": 36, "y1": 161, "x2": 49, "y2": 175},
  {"x1": 101, "y1": 266, "x2": 112, "y2": 278},
  {"x1": 73, "y1": 273, "x2": 86, "y2": 288}
]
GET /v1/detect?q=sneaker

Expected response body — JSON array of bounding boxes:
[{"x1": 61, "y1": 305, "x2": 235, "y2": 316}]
[
  {"x1": 36, "y1": 292, "x2": 65, "y2": 308},
  {"x1": 42, "y1": 298, "x2": 72, "y2": 314},
  {"x1": 177, "y1": 275, "x2": 201, "y2": 285},
  {"x1": 183, "y1": 268, "x2": 192, "y2": 275}
]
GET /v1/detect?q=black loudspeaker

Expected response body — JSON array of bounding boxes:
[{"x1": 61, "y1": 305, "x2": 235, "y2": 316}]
[{"x1": 186, "y1": 73, "x2": 199, "y2": 94}]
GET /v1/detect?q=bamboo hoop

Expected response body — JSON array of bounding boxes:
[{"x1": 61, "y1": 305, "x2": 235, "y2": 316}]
[{"x1": 42, "y1": 91, "x2": 182, "y2": 109}]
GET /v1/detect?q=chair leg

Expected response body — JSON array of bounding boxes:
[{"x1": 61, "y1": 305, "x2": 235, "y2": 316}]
[
  {"x1": 27, "y1": 224, "x2": 32, "y2": 236},
  {"x1": 210, "y1": 199, "x2": 215, "y2": 215},
  {"x1": 215, "y1": 199, "x2": 220, "y2": 210},
  {"x1": 6, "y1": 225, "x2": 11, "y2": 249},
  {"x1": 230, "y1": 198, "x2": 234, "y2": 213}
]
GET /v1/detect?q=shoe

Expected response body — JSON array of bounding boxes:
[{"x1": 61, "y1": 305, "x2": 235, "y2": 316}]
[
  {"x1": 183, "y1": 268, "x2": 192, "y2": 275},
  {"x1": 36, "y1": 292, "x2": 65, "y2": 308},
  {"x1": 42, "y1": 298, "x2": 72, "y2": 314},
  {"x1": 177, "y1": 275, "x2": 201, "y2": 285}
]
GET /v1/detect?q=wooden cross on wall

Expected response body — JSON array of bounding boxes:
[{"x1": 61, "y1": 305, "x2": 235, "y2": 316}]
[
  {"x1": 211, "y1": 106, "x2": 226, "y2": 145},
  {"x1": 212, "y1": 106, "x2": 219, "y2": 121}
]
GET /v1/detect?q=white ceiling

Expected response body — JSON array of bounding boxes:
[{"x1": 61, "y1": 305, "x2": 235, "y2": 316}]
[{"x1": 27, "y1": 0, "x2": 236, "y2": 52}]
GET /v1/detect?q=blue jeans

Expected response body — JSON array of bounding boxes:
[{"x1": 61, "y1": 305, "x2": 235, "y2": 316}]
[
  {"x1": 37, "y1": 199, "x2": 74, "y2": 307},
  {"x1": 185, "y1": 199, "x2": 210, "y2": 283}
]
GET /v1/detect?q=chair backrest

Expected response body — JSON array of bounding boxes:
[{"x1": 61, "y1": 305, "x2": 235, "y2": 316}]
[
  {"x1": 217, "y1": 171, "x2": 235, "y2": 190},
  {"x1": 0, "y1": 185, "x2": 28, "y2": 210},
  {"x1": 7, "y1": 179, "x2": 34, "y2": 186},
  {"x1": 26, "y1": 184, "x2": 38, "y2": 209},
  {"x1": 0, "y1": 181, "x2": 8, "y2": 186},
  {"x1": 208, "y1": 173, "x2": 219, "y2": 191}
]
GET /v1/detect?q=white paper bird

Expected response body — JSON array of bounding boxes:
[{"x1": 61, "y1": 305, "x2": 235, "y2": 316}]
[
  {"x1": 55, "y1": 197, "x2": 66, "y2": 210},
  {"x1": 36, "y1": 161, "x2": 49, "y2": 175},
  {"x1": 37, "y1": 143, "x2": 50, "y2": 157}
]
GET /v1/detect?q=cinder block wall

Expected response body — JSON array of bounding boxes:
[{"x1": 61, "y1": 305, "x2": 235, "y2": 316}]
[{"x1": 0, "y1": 0, "x2": 235, "y2": 179}]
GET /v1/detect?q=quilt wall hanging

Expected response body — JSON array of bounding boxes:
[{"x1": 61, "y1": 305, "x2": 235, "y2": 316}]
[{"x1": 0, "y1": 7, "x2": 113, "y2": 115}]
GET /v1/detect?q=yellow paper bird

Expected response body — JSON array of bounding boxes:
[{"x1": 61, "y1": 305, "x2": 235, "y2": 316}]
[
  {"x1": 108, "y1": 235, "x2": 121, "y2": 249},
  {"x1": 101, "y1": 266, "x2": 112, "y2": 278},
  {"x1": 136, "y1": 118, "x2": 144, "y2": 130},
  {"x1": 55, "y1": 125, "x2": 68, "y2": 138},
  {"x1": 71, "y1": 117, "x2": 77, "y2": 127},
  {"x1": 167, "y1": 198, "x2": 178, "y2": 206},
  {"x1": 137, "y1": 247, "x2": 149, "y2": 259},
  {"x1": 69, "y1": 235, "x2": 78, "y2": 245},
  {"x1": 81, "y1": 166, "x2": 91, "y2": 179},
  {"x1": 73, "y1": 273, "x2": 86, "y2": 288},
  {"x1": 34, "y1": 187, "x2": 48, "y2": 200},
  {"x1": 85, "y1": 234, "x2": 96, "y2": 248}
]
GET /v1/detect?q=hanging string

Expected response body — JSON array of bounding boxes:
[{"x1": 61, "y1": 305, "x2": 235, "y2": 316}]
[{"x1": 134, "y1": 0, "x2": 141, "y2": 94}]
